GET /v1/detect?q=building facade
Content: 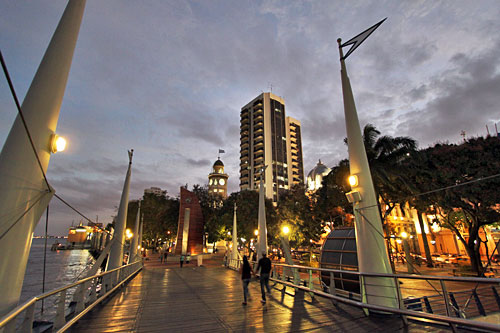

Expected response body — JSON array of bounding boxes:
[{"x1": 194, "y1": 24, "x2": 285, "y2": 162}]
[
  {"x1": 144, "y1": 187, "x2": 167, "y2": 197},
  {"x1": 208, "y1": 158, "x2": 229, "y2": 198},
  {"x1": 239, "y1": 92, "x2": 304, "y2": 203}
]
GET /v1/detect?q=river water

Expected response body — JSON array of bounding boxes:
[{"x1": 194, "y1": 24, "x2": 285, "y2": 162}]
[{"x1": 20, "y1": 238, "x2": 94, "y2": 305}]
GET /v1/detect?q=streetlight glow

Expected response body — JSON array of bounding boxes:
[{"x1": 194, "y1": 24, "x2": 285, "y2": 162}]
[
  {"x1": 348, "y1": 175, "x2": 358, "y2": 187},
  {"x1": 400, "y1": 231, "x2": 408, "y2": 239},
  {"x1": 125, "y1": 228, "x2": 133, "y2": 240},
  {"x1": 282, "y1": 226, "x2": 290, "y2": 235},
  {"x1": 254, "y1": 229, "x2": 258, "y2": 236},
  {"x1": 51, "y1": 134, "x2": 67, "y2": 153}
]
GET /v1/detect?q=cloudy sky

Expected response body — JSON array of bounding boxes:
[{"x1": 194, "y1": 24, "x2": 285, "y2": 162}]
[{"x1": 1, "y1": 1, "x2": 499, "y2": 235}]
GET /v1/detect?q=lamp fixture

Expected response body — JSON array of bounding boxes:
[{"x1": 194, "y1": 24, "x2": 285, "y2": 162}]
[{"x1": 50, "y1": 134, "x2": 67, "y2": 153}]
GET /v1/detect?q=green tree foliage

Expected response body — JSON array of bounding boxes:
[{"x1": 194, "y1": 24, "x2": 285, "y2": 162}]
[
  {"x1": 191, "y1": 184, "x2": 225, "y2": 244},
  {"x1": 277, "y1": 184, "x2": 322, "y2": 248},
  {"x1": 411, "y1": 136, "x2": 500, "y2": 275},
  {"x1": 218, "y1": 190, "x2": 279, "y2": 248},
  {"x1": 313, "y1": 159, "x2": 352, "y2": 226},
  {"x1": 127, "y1": 192, "x2": 179, "y2": 247},
  {"x1": 359, "y1": 124, "x2": 417, "y2": 221}
]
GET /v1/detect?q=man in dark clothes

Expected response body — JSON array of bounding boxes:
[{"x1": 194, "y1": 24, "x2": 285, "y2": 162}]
[{"x1": 256, "y1": 252, "x2": 272, "y2": 303}]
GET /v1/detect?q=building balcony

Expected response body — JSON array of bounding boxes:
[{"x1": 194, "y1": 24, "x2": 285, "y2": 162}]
[
  {"x1": 241, "y1": 141, "x2": 249, "y2": 149},
  {"x1": 241, "y1": 117, "x2": 249, "y2": 125}
]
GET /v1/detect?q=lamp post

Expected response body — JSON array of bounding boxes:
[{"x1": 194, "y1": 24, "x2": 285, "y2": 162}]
[
  {"x1": 401, "y1": 232, "x2": 414, "y2": 274},
  {"x1": 281, "y1": 226, "x2": 294, "y2": 278}
]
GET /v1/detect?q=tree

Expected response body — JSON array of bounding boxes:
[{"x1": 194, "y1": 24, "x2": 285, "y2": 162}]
[
  {"x1": 312, "y1": 159, "x2": 352, "y2": 227},
  {"x1": 414, "y1": 136, "x2": 500, "y2": 276},
  {"x1": 277, "y1": 184, "x2": 322, "y2": 251},
  {"x1": 127, "y1": 192, "x2": 179, "y2": 248},
  {"x1": 357, "y1": 124, "x2": 417, "y2": 221},
  {"x1": 218, "y1": 190, "x2": 278, "y2": 250}
]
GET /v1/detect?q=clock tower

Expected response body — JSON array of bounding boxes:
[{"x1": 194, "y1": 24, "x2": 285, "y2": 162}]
[{"x1": 208, "y1": 158, "x2": 229, "y2": 198}]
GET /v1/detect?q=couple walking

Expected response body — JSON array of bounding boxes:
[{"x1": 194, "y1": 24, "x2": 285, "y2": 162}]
[{"x1": 240, "y1": 252, "x2": 272, "y2": 305}]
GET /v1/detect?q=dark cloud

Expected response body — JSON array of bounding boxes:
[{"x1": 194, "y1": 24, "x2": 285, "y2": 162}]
[{"x1": 1, "y1": 0, "x2": 500, "y2": 235}]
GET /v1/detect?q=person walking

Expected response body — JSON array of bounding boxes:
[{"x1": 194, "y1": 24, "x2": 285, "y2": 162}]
[
  {"x1": 180, "y1": 254, "x2": 184, "y2": 268},
  {"x1": 164, "y1": 251, "x2": 168, "y2": 264},
  {"x1": 256, "y1": 252, "x2": 272, "y2": 303},
  {"x1": 239, "y1": 255, "x2": 255, "y2": 305}
]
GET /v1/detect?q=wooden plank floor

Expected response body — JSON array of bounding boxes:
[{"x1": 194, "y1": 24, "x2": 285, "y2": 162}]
[{"x1": 69, "y1": 265, "x2": 456, "y2": 332}]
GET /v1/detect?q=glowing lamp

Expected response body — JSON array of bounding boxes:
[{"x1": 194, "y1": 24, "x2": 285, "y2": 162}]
[
  {"x1": 51, "y1": 134, "x2": 66, "y2": 153},
  {"x1": 401, "y1": 231, "x2": 408, "y2": 239},
  {"x1": 348, "y1": 175, "x2": 358, "y2": 187},
  {"x1": 282, "y1": 226, "x2": 290, "y2": 235},
  {"x1": 254, "y1": 229, "x2": 259, "y2": 236}
]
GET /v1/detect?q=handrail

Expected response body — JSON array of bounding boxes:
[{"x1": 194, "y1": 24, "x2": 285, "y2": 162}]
[
  {"x1": 0, "y1": 260, "x2": 142, "y2": 330},
  {"x1": 226, "y1": 259, "x2": 500, "y2": 332},
  {"x1": 272, "y1": 262, "x2": 500, "y2": 284}
]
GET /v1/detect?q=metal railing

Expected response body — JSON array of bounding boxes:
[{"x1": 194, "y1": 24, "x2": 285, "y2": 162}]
[
  {"x1": 0, "y1": 260, "x2": 142, "y2": 333},
  {"x1": 226, "y1": 258, "x2": 500, "y2": 332}
]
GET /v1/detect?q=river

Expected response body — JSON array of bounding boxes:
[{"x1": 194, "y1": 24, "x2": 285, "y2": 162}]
[{"x1": 20, "y1": 238, "x2": 95, "y2": 305}]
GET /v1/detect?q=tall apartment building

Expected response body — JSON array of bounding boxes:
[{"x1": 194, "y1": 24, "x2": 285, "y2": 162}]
[{"x1": 239, "y1": 92, "x2": 304, "y2": 202}]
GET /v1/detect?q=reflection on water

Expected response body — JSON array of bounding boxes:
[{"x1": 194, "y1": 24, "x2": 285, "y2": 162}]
[{"x1": 20, "y1": 238, "x2": 95, "y2": 304}]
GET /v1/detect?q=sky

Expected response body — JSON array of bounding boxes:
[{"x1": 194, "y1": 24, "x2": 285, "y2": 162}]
[{"x1": 1, "y1": 1, "x2": 499, "y2": 236}]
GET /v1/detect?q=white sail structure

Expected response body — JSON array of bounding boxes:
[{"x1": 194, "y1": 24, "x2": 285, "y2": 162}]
[
  {"x1": 257, "y1": 166, "x2": 268, "y2": 260},
  {"x1": 231, "y1": 203, "x2": 238, "y2": 261},
  {"x1": 129, "y1": 201, "x2": 141, "y2": 263},
  {"x1": 0, "y1": 0, "x2": 86, "y2": 317},
  {"x1": 107, "y1": 150, "x2": 133, "y2": 273}
]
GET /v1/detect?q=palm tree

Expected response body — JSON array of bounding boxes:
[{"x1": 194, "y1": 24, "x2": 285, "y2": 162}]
[{"x1": 347, "y1": 124, "x2": 435, "y2": 267}]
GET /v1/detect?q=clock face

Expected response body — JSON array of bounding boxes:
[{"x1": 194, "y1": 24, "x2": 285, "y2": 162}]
[{"x1": 219, "y1": 179, "x2": 225, "y2": 186}]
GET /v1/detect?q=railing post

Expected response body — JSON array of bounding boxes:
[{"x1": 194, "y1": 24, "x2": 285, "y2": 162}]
[
  {"x1": 440, "y1": 280, "x2": 458, "y2": 333},
  {"x1": 293, "y1": 266, "x2": 300, "y2": 292},
  {"x1": 329, "y1": 272, "x2": 337, "y2": 306},
  {"x1": 394, "y1": 276, "x2": 408, "y2": 326},
  {"x1": 20, "y1": 303, "x2": 35, "y2": 333},
  {"x1": 54, "y1": 289, "x2": 67, "y2": 330},
  {"x1": 75, "y1": 281, "x2": 86, "y2": 314},
  {"x1": 90, "y1": 278, "x2": 97, "y2": 303},
  {"x1": 308, "y1": 269, "x2": 314, "y2": 300}
]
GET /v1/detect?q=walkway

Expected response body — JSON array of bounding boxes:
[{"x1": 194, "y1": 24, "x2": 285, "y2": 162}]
[{"x1": 69, "y1": 263, "x2": 456, "y2": 332}]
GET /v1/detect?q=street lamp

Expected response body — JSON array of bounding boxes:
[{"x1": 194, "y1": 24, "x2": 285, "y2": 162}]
[
  {"x1": 50, "y1": 134, "x2": 67, "y2": 153},
  {"x1": 125, "y1": 228, "x2": 133, "y2": 240},
  {"x1": 282, "y1": 226, "x2": 290, "y2": 235},
  {"x1": 254, "y1": 229, "x2": 258, "y2": 236},
  {"x1": 400, "y1": 231, "x2": 413, "y2": 273},
  {"x1": 348, "y1": 174, "x2": 358, "y2": 187}
]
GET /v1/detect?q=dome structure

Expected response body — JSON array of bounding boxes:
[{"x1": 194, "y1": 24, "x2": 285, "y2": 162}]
[
  {"x1": 209, "y1": 158, "x2": 228, "y2": 198},
  {"x1": 306, "y1": 160, "x2": 331, "y2": 192},
  {"x1": 320, "y1": 227, "x2": 360, "y2": 294}
]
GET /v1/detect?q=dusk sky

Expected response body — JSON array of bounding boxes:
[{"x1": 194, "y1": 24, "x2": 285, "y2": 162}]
[{"x1": 1, "y1": 1, "x2": 499, "y2": 236}]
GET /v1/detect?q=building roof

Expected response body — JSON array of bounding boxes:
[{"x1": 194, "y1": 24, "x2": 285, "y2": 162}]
[{"x1": 213, "y1": 159, "x2": 224, "y2": 167}]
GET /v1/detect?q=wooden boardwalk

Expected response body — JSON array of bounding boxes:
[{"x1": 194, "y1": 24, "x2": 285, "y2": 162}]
[{"x1": 69, "y1": 263, "x2": 455, "y2": 332}]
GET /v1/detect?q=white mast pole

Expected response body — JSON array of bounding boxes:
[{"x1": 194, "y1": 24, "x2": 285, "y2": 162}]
[
  {"x1": 232, "y1": 203, "x2": 238, "y2": 261},
  {"x1": 129, "y1": 201, "x2": 141, "y2": 263},
  {"x1": 107, "y1": 150, "x2": 133, "y2": 273},
  {"x1": 257, "y1": 166, "x2": 268, "y2": 260},
  {"x1": 0, "y1": 0, "x2": 85, "y2": 317},
  {"x1": 337, "y1": 38, "x2": 398, "y2": 310}
]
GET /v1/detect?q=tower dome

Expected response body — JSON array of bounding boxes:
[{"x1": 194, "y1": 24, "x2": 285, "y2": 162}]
[
  {"x1": 306, "y1": 160, "x2": 331, "y2": 192},
  {"x1": 208, "y1": 158, "x2": 228, "y2": 198}
]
